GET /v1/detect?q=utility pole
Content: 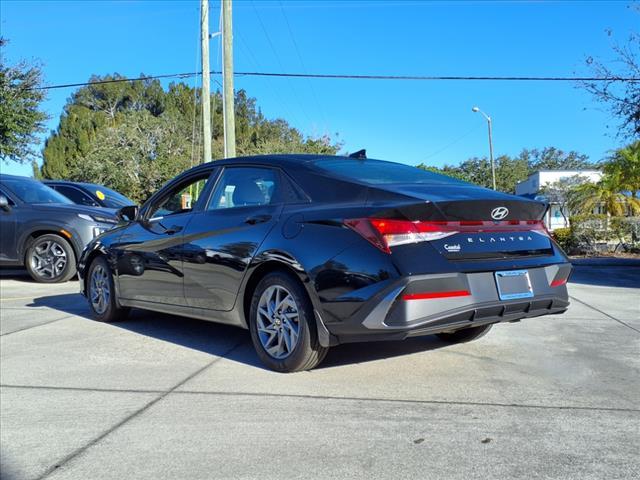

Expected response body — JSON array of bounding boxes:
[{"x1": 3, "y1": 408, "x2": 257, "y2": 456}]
[
  {"x1": 201, "y1": 0, "x2": 212, "y2": 164},
  {"x1": 222, "y1": 0, "x2": 236, "y2": 158}
]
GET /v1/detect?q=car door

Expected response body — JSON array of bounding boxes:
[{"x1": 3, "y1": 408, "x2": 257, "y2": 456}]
[
  {"x1": 0, "y1": 188, "x2": 18, "y2": 263},
  {"x1": 115, "y1": 168, "x2": 216, "y2": 306},
  {"x1": 181, "y1": 166, "x2": 287, "y2": 311}
]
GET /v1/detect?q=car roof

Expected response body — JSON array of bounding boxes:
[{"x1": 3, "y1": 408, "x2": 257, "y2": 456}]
[
  {"x1": 44, "y1": 180, "x2": 102, "y2": 189},
  {"x1": 0, "y1": 173, "x2": 38, "y2": 182},
  {"x1": 200, "y1": 154, "x2": 344, "y2": 168}
]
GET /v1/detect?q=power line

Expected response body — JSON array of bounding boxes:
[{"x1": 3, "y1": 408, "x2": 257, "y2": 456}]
[
  {"x1": 31, "y1": 71, "x2": 640, "y2": 91},
  {"x1": 250, "y1": 0, "x2": 314, "y2": 126},
  {"x1": 278, "y1": 0, "x2": 329, "y2": 129},
  {"x1": 421, "y1": 124, "x2": 483, "y2": 162}
]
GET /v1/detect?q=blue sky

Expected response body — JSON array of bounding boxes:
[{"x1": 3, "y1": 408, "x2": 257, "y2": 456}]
[{"x1": 1, "y1": 0, "x2": 636, "y2": 177}]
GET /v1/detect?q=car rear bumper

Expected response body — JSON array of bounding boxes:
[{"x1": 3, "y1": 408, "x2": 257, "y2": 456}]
[{"x1": 323, "y1": 263, "x2": 572, "y2": 344}]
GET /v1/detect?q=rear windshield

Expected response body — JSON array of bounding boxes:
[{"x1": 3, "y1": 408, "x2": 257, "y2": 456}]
[
  {"x1": 313, "y1": 158, "x2": 470, "y2": 186},
  {"x1": 2, "y1": 178, "x2": 73, "y2": 204}
]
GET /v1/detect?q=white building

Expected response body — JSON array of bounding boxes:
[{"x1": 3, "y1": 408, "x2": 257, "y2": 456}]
[{"x1": 515, "y1": 170, "x2": 602, "y2": 230}]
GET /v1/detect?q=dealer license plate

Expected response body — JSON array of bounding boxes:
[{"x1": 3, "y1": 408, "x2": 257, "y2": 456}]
[{"x1": 495, "y1": 270, "x2": 534, "y2": 300}]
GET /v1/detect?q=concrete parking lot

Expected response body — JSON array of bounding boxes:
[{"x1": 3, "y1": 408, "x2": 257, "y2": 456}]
[{"x1": 1, "y1": 264, "x2": 638, "y2": 480}]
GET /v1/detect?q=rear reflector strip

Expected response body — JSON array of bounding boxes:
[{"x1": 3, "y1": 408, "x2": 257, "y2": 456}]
[
  {"x1": 550, "y1": 278, "x2": 568, "y2": 287},
  {"x1": 344, "y1": 218, "x2": 549, "y2": 254},
  {"x1": 402, "y1": 290, "x2": 471, "y2": 301}
]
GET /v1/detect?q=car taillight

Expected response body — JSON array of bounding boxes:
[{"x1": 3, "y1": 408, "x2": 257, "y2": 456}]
[{"x1": 344, "y1": 218, "x2": 549, "y2": 254}]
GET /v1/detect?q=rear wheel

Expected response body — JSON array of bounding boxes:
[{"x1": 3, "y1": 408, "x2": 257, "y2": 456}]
[
  {"x1": 87, "y1": 256, "x2": 129, "y2": 322},
  {"x1": 436, "y1": 324, "x2": 493, "y2": 344},
  {"x1": 249, "y1": 271, "x2": 328, "y2": 372},
  {"x1": 25, "y1": 234, "x2": 76, "y2": 283}
]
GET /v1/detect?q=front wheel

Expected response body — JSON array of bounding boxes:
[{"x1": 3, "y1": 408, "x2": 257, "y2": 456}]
[
  {"x1": 25, "y1": 234, "x2": 77, "y2": 283},
  {"x1": 87, "y1": 256, "x2": 129, "y2": 322},
  {"x1": 436, "y1": 324, "x2": 493, "y2": 344},
  {"x1": 249, "y1": 271, "x2": 328, "y2": 373}
]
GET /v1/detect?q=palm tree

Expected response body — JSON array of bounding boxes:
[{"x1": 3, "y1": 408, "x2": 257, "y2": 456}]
[
  {"x1": 568, "y1": 175, "x2": 640, "y2": 217},
  {"x1": 603, "y1": 140, "x2": 640, "y2": 199},
  {"x1": 569, "y1": 141, "x2": 640, "y2": 217}
]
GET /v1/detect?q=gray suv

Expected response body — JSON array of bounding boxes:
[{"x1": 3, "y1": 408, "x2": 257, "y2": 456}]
[{"x1": 0, "y1": 174, "x2": 118, "y2": 283}]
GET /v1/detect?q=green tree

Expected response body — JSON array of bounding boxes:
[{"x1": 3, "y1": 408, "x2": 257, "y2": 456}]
[
  {"x1": 39, "y1": 74, "x2": 341, "y2": 202},
  {"x1": 568, "y1": 176, "x2": 640, "y2": 217},
  {"x1": 520, "y1": 147, "x2": 596, "y2": 171},
  {"x1": 602, "y1": 140, "x2": 640, "y2": 197},
  {"x1": 417, "y1": 146, "x2": 597, "y2": 193},
  {"x1": 540, "y1": 174, "x2": 589, "y2": 224},
  {"x1": 0, "y1": 38, "x2": 48, "y2": 163}
]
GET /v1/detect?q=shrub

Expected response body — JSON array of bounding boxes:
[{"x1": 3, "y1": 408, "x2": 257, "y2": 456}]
[
  {"x1": 551, "y1": 227, "x2": 574, "y2": 253},
  {"x1": 569, "y1": 214, "x2": 640, "y2": 254}
]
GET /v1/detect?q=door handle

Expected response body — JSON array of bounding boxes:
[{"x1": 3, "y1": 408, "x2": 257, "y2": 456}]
[
  {"x1": 245, "y1": 214, "x2": 271, "y2": 225},
  {"x1": 164, "y1": 225, "x2": 183, "y2": 235}
]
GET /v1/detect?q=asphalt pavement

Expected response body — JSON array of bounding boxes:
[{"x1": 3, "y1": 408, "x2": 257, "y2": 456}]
[{"x1": 0, "y1": 265, "x2": 638, "y2": 480}]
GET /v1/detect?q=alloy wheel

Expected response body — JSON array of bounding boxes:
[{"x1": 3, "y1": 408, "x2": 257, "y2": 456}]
[
  {"x1": 90, "y1": 264, "x2": 111, "y2": 315},
  {"x1": 30, "y1": 240, "x2": 67, "y2": 279},
  {"x1": 256, "y1": 285, "x2": 300, "y2": 359}
]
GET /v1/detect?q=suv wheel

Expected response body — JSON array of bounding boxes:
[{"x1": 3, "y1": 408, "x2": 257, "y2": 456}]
[
  {"x1": 249, "y1": 271, "x2": 328, "y2": 373},
  {"x1": 25, "y1": 234, "x2": 76, "y2": 283},
  {"x1": 88, "y1": 256, "x2": 129, "y2": 322}
]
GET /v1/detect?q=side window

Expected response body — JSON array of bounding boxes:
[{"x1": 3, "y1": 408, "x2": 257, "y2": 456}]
[
  {"x1": 57, "y1": 186, "x2": 98, "y2": 207},
  {"x1": 0, "y1": 188, "x2": 16, "y2": 206},
  {"x1": 148, "y1": 173, "x2": 211, "y2": 219},
  {"x1": 208, "y1": 167, "x2": 278, "y2": 210}
]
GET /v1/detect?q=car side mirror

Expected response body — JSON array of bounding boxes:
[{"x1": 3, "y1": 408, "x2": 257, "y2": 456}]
[
  {"x1": 0, "y1": 194, "x2": 10, "y2": 211},
  {"x1": 117, "y1": 205, "x2": 139, "y2": 222}
]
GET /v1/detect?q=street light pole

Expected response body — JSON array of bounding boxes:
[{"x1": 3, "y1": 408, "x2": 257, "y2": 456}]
[{"x1": 472, "y1": 107, "x2": 496, "y2": 191}]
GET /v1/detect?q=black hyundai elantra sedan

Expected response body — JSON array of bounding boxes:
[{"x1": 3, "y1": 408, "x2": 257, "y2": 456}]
[{"x1": 78, "y1": 154, "x2": 571, "y2": 372}]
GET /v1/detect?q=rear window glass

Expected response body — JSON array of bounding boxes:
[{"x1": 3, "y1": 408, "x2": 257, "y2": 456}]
[
  {"x1": 313, "y1": 158, "x2": 470, "y2": 186},
  {"x1": 87, "y1": 185, "x2": 133, "y2": 208},
  {"x1": 2, "y1": 178, "x2": 73, "y2": 204}
]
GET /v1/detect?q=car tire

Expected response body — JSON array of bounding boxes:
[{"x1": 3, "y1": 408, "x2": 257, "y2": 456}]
[
  {"x1": 87, "y1": 256, "x2": 130, "y2": 322},
  {"x1": 436, "y1": 324, "x2": 493, "y2": 344},
  {"x1": 249, "y1": 271, "x2": 329, "y2": 373},
  {"x1": 25, "y1": 234, "x2": 77, "y2": 283}
]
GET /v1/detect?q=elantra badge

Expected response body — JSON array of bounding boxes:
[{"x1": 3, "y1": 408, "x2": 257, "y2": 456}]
[{"x1": 491, "y1": 207, "x2": 509, "y2": 220}]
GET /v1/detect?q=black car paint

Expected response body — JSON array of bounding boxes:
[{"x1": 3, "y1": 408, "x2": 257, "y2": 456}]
[{"x1": 78, "y1": 155, "x2": 570, "y2": 346}]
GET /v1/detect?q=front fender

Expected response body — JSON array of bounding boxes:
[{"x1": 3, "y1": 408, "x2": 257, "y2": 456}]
[{"x1": 18, "y1": 222, "x2": 85, "y2": 261}]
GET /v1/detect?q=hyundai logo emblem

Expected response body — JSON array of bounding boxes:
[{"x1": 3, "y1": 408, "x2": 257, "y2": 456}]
[{"x1": 491, "y1": 207, "x2": 509, "y2": 220}]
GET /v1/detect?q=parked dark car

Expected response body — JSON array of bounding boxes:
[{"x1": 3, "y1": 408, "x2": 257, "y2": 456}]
[
  {"x1": 0, "y1": 174, "x2": 118, "y2": 283},
  {"x1": 44, "y1": 180, "x2": 134, "y2": 209},
  {"x1": 78, "y1": 155, "x2": 571, "y2": 372}
]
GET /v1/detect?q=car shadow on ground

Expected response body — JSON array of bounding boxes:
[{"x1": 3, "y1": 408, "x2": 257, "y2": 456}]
[
  {"x1": 27, "y1": 292, "x2": 450, "y2": 371},
  {"x1": 0, "y1": 267, "x2": 35, "y2": 282},
  {"x1": 569, "y1": 265, "x2": 640, "y2": 289}
]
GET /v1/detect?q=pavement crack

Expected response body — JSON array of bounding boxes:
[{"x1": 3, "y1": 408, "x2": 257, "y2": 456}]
[
  {"x1": 4, "y1": 383, "x2": 637, "y2": 415},
  {"x1": 569, "y1": 295, "x2": 640, "y2": 334},
  {"x1": 172, "y1": 390, "x2": 640, "y2": 414},
  {"x1": 33, "y1": 339, "x2": 247, "y2": 480}
]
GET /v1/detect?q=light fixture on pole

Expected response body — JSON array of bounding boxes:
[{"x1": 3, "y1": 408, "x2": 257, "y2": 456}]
[{"x1": 472, "y1": 106, "x2": 496, "y2": 191}]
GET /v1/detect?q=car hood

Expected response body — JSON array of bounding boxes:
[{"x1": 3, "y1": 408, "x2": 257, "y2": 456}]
[{"x1": 31, "y1": 203, "x2": 118, "y2": 220}]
